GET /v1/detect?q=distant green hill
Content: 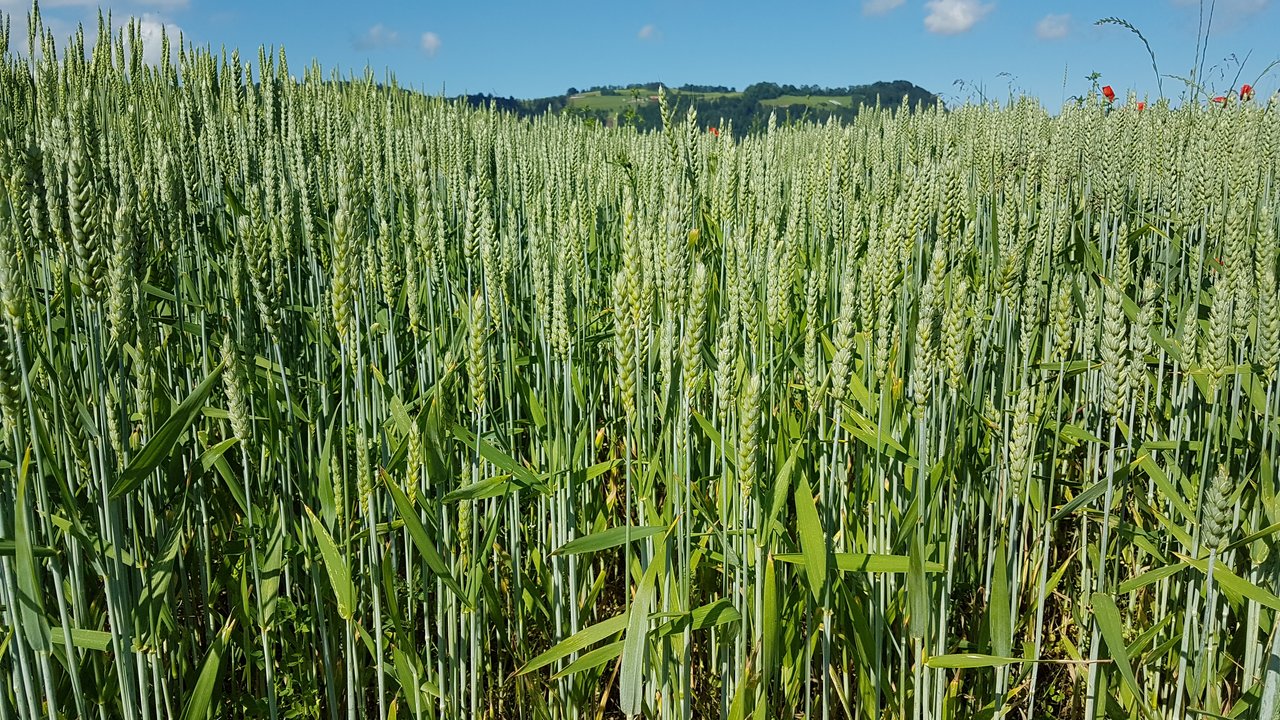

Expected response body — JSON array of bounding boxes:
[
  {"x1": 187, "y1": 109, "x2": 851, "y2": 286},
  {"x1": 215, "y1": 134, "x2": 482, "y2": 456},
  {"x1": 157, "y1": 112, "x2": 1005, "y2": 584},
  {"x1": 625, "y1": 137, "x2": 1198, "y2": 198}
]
[{"x1": 460, "y1": 80, "x2": 940, "y2": 132}]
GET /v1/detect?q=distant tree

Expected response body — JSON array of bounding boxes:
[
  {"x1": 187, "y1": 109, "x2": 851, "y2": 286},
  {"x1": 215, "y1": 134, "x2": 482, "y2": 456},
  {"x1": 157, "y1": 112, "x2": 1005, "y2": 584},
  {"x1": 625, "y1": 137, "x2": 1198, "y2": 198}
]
[
  {"x1": 742, "y1": 82, "x2": 783, "y2": 103},
  {"x1": 679, "y1": 84, "x2": 733, "y2": 93},
  {"x1": 566, "y1": 87, "x2": 579, "y2": 96}
]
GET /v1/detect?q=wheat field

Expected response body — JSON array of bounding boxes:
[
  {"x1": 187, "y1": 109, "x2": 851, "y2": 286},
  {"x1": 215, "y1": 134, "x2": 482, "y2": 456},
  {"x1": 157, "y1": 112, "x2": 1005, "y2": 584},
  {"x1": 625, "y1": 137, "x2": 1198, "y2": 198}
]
[{"x1": 1, "y1": 10, "x2": 1279, "y2": 720}]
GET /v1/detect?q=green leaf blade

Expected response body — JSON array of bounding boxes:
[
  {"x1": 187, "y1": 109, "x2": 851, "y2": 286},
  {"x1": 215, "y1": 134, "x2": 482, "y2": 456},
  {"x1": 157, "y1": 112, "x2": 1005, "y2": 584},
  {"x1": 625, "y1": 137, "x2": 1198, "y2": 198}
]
[
  {"x1": 113, "y1": 365, "x2": 224, "y2": 499},
  {"x1": 305, "y1": 506, "x2": 356, "y2": 621},
  {"x1": 794, "y1": 474, "x2": 828, "y2": 600}
]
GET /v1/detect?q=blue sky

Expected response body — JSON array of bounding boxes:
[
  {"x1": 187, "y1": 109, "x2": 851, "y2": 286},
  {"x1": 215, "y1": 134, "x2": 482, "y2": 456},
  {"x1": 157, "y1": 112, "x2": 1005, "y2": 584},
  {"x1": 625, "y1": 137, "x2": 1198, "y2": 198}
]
[{"x1": 2, "y1": 0, "x2": 1277, "y2": 108}]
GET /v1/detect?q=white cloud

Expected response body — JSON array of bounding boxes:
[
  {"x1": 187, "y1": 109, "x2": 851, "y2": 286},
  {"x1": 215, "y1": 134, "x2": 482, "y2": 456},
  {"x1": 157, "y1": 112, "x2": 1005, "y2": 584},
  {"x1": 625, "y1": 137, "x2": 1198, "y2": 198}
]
[
  {"x1": 924, "y1": 0, "x2": 994, "y2": 34},
  {"x1": 863, "y1": 0, "x2": 905, "y2": 15},
  {"x1": 1036, "y1": 13, "x2": 1070, "y2": 39},
  {"x1": 420, "y1": 31, "x2": 441, "y2": 57},
  {"x1": 637, "y1": 23, "x2": 658, "y2": 40},
  {"x1": 354, "y1": 23, "x2": 398, "y2": 51},
  {"x1": 130, "y1": 14, "x2": 181, "y2": 65},
  {"x1": 1, "y1": 1, "x2": 187, "y2": 57}
]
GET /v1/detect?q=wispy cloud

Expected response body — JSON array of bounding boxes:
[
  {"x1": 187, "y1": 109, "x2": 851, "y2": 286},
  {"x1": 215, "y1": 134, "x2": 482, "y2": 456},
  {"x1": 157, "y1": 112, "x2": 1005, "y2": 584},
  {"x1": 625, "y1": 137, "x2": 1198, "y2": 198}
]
[
  {"x1": 0, "y1": 0, "x2": 190, "y2": 43},
  {"x1": 1171, "y1": 0, "x2": 1268, "y2": 30},
  {"x1": 1036, "y1": 13, "x2": 1070, "y2": 40},
  {"x1": 1171, "y1": 0, "x2": 1267, "y2": 11},
  {"x1": 924, "y1": 0, "x2": 994, "y2": 35},
  {"x1": 637, "y1": 23, "x2": 659, "y2": 41},
  {"x1": 862, "y1": 0, "x2": 905, "y2": 16},
  {"x1": 0, "y1": 0, "x2": 189, "y2": 8},
  {"x1": 420, "y1": 31, "x2": 441, "y2": 57},
  {"x1": 354, "y1": 23, "x2": 399, "y2": 51}
]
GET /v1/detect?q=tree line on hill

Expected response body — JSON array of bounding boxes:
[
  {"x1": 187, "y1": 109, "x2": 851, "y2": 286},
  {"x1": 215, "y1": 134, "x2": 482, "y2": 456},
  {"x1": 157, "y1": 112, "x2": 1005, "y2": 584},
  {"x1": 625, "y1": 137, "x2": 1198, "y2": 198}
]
[{"x1": 460, "y1": 80, "x2": 939, "y2": 133}]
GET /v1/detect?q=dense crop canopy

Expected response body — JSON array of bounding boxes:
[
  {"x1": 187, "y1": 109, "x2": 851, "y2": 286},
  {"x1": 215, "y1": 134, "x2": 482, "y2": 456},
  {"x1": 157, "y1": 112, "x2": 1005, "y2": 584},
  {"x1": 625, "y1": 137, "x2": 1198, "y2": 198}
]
[{"x1": 1, "y1": 10, "x2": 1279, "y2": 720}]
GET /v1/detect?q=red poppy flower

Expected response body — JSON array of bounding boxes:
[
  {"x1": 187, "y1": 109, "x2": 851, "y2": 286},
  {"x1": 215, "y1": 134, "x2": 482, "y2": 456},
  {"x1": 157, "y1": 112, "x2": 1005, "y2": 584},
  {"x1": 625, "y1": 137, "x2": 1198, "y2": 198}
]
[
  {"x1": 1102, "y1": 85, "x2": 1115, "y2": 103},
  {"x1": 1136, "y1": 101, "x2": 1145, "y2": 111},
  {"x1": 1212, "y1": 95, "x2": 1227, "y2": 105},
  {"x1": 708, "y1": 126, "x2": 719, "y2": 137},
  {"x1": 1241, "y1": 84, "x2": 1254, "y2": 101}
]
